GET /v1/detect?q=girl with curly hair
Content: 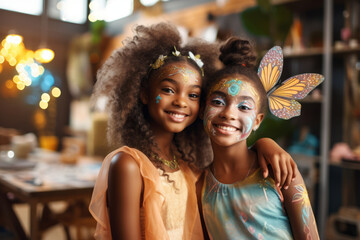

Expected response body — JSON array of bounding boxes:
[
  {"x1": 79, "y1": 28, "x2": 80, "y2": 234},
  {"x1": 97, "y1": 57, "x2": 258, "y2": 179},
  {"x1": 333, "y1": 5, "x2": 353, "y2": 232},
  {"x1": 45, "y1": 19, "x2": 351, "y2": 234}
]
[
  {"x1": 198, "y1": 37, "x2": 320, "y2": 239},
  {"x1": 89, "y1": 22, "x2": 297, "y2": 240}
]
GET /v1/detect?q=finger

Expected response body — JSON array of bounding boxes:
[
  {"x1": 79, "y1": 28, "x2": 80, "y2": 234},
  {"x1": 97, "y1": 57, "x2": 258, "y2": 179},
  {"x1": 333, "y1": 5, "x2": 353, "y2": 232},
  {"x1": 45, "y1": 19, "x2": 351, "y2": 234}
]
[
  {"x1": 258, "y1": 154, "x2": 269, "y2": 178},
  {"x1": 279, "y1": 158, "x2": 288, "y2": 188},
  {"x1": 271, "y1": 156, "x2": 281, "y2": 187},
  {"x1": 283, "y1": 160, "x2": 293, "y2": 189}
]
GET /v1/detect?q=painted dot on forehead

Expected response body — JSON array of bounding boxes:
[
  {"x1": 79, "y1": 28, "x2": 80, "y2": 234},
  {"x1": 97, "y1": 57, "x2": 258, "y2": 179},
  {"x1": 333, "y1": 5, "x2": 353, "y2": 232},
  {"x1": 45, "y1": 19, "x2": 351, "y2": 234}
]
[
  {"x1": 210, "y1": 78, "x2": 245, "y2": 96},
  {"x1": 209, "y1": 77, "x2": 261, "y2": 105},
  {"x1": 228, "y1": 82, "x2": 241, "y2": 96}
]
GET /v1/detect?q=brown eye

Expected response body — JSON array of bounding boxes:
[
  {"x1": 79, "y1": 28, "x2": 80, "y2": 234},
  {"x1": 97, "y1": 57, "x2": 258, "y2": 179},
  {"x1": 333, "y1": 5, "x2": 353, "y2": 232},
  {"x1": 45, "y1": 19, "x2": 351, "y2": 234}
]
[
  {"x1": 211, "y1": 97, "x2": 225, "y2": 106},
  {"x1": 237, "y1": 102, "x2": 253, "y2": 111},
  {"x1": 189, "y1": 93, "x2": 200, "y2": 99},
  {"x1": 161, "y1": 88, "x2": 174, "y2": 94}
]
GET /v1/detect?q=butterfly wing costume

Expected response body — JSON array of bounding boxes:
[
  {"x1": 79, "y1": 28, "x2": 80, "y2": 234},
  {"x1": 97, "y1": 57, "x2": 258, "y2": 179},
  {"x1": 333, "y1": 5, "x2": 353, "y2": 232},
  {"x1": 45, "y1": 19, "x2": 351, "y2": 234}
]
[{"x1": 258, "y1": 46, "x2": 324, "y2": 120}]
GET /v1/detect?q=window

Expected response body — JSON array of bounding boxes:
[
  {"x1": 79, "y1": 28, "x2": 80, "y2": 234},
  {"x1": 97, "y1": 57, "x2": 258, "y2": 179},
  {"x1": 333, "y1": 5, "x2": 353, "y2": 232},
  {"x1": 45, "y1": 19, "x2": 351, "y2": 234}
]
[
  {"x1": 0, "y1": 0, "x2": 43, "y2": 15},
  {"x1": 89, "y1": 0, "x2": 133, "y2": 22},
  {"x1": 47, "y1": 0, "x2": 88, "y2": 24}
]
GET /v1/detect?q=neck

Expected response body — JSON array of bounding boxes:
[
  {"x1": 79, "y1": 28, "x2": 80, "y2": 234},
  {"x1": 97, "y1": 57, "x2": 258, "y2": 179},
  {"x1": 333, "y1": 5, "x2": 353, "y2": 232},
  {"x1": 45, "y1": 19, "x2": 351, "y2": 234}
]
[
  {"x1": 211, "y1": 140, "x2": 253, "y2": 174},
  {"x1": 152, "y1": 129, "x2": 175, "y2": 157}
]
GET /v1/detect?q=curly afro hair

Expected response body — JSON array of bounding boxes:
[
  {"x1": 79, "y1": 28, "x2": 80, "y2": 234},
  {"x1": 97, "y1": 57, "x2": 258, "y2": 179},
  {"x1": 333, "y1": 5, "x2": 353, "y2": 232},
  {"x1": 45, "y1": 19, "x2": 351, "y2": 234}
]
[{"x1": 92, "y1": 22, "x2": 221, "y2": 169}]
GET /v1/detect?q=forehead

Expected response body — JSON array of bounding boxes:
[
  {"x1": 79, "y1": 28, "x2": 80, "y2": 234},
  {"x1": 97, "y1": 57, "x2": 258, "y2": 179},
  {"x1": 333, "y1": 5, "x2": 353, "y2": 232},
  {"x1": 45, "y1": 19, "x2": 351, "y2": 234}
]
[
  {"x1": 150, "y1": 61, "x2": 202, "y2": 84},
  {"x1": 209, "y1": 75, "x2": 256, "y2": 96}
]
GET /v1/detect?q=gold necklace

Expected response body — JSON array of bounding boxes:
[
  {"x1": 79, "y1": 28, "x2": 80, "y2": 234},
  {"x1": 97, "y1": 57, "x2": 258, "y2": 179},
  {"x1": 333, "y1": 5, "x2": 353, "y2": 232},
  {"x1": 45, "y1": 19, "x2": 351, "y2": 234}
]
[{"x1": 154, "y1": 154, "x2": 179, "y2": 170}]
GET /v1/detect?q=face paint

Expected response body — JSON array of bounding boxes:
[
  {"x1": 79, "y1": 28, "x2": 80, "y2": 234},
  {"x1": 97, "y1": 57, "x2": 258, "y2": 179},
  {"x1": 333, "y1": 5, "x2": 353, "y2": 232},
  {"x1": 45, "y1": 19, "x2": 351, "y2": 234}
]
[
  {"x1": 292, "y1": 184, "x2": 312, "y2": 226},
  {"x1": 208, "y1": 78, "x2": 259, "y2": 103},
  {"x1": 160, "y1": 65, "x2": 199, "y2": 83},
  {"x1": 146, "y1": 61, "x2": 202, "y2": 134},
  {"x1": 156, "y1": 94, "x2": 161, "y2": 104},
  {"x1": 204, "y1": 76, "x2": 261, "y2": 146},
  {"x1": 203, "y1": 104, "x2": 218, "y2": 136},
  {"x1": 235, "y1": 110, "x2": 256, "y2": 142},
  {"x1": 204, "y1": 95, "x2": 257, "y2": 142}
]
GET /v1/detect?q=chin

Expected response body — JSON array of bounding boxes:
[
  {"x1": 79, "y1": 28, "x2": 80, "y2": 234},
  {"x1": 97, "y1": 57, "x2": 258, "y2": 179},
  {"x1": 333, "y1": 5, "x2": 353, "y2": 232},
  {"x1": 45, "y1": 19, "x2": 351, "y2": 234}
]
[
  {"x1": 166, "y1": 124, "x2": 187, "y2": 133},
  {"x1": 172, "y1": 128, "x2": 185, "y2": 133},
  {"x1": 211, "y1": 137, "x2": 238, "y2": 147}
]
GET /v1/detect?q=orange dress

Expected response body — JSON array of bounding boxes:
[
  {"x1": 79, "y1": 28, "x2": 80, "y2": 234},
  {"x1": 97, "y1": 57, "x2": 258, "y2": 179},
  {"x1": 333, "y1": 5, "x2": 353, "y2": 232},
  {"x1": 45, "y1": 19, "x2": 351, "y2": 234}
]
[{"x1": 89, "y1": 146, "x2": 204, "y2": 240}]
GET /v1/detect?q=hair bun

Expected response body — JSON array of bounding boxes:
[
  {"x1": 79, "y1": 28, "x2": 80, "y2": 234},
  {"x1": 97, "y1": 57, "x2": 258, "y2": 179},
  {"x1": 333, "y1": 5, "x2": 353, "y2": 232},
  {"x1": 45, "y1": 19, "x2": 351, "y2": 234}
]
[{"x1": 219, "y1": 37, "x2": 257, "y2": 68}]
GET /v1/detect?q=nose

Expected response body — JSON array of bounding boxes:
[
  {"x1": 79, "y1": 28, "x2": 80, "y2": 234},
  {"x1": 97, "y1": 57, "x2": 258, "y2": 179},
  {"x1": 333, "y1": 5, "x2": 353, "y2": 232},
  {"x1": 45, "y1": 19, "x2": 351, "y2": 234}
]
[
  {"x1": 173, "y1": 95, "x2": 187, "y2": 108},
  {"x1": 219, "y1": 105, "x2": 236, "y2": 120}
]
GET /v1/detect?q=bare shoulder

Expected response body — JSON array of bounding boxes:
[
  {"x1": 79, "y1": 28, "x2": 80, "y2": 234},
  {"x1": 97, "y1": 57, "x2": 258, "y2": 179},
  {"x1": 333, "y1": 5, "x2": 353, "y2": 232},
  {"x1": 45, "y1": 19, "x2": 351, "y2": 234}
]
[
  {"x1": 107, "y1": 151, "x2": 143, "y2": 239},
  {"x1": 109, "y1": 151, "x2": 141, "y2": 176},
  {"x1": 107, "y1": 151, "x2": 143, "y2": 200}
]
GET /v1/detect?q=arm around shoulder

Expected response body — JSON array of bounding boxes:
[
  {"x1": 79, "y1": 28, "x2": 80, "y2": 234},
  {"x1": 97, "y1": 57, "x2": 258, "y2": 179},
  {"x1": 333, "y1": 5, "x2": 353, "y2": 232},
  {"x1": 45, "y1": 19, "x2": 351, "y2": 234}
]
[
  {"x1": 282, "y1": 167, "x2": 319, "y2": 240},
  {"x1": 253, "y1": 137, "x2": 297, "y2": 189},
  {"x1": 107, "y1": 151, "x2": 143, "y2": 240}
]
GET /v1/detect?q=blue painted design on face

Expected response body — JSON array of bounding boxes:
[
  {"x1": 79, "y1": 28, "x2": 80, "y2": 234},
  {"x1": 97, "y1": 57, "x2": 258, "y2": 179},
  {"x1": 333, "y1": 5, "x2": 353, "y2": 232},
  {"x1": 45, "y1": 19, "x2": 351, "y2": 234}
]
[
  {"x1": 228, "y1": 83, "x2": 240, "y2": 96},
  {"x1": 156, "y1": 94, "x2": 161, "y2": 104}
]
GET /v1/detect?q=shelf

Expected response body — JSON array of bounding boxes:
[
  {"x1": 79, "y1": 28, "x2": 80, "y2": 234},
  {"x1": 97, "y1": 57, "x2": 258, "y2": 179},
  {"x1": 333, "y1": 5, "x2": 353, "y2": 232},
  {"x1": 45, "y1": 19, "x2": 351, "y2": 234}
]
[
  {"x1": 330, "y1": 159, "x2": 360, "y2": 171},
  {"x1": 283, "y1": 46, "x2": 360, "y2": 58},
  {"x1": 333, "y1": 46, "x2": 360, "y2": 55},
  {"x1": 283, "y1": 47, "x2": 323, "y2": 58}
]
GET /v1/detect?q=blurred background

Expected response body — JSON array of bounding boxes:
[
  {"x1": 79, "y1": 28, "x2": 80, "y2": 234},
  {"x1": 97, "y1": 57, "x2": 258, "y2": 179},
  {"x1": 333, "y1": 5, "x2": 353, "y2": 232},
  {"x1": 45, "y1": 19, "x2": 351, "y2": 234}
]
[{"x1": 0, "y1": 0, "x2": 360, "y2": 239}]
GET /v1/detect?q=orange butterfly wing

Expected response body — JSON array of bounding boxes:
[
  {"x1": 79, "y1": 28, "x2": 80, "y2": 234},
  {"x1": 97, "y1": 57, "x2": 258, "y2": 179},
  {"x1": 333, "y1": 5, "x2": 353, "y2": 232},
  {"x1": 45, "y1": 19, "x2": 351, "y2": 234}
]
[
  {"x1": 258, "y1": 46, "x2": 283, "y2": 92},
  {"x1": 269, "y1": 74, "x2": 324, "y2": 119},
  {"x1": 258, "y1": 46, "x2": 324, "y2": 119}
]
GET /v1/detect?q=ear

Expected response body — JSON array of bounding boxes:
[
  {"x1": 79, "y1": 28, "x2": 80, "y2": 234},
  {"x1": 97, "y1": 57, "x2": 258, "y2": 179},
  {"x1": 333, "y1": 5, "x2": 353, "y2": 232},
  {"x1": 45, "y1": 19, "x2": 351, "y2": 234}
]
[
  {"x1": 253, "y1": 113, "x2": 264, "y2": 131},
  {"x1": 140, "y1": 88, "x2": 148, "y2": 105}
]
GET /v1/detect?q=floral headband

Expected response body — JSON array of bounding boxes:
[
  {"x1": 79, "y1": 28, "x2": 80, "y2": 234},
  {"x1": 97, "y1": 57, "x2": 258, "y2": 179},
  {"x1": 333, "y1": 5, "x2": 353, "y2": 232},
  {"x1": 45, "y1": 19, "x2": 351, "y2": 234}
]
[
  {"x1": 150, "y1": 47, "x2": 204, "y2": 76},
  {"x1": 257, "y1": 46, "x2": 324, "y2": 120}
]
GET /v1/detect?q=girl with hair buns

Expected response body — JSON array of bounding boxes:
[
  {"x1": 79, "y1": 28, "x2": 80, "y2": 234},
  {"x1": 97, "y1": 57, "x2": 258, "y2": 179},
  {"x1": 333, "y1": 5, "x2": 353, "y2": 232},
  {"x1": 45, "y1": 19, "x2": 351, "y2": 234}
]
[
  {"x1": 89, "y1": 22, "x2": 297, "y2": 240},
  {"x1": 198, "y1": 37, "x2": 320, "y2": 239}
]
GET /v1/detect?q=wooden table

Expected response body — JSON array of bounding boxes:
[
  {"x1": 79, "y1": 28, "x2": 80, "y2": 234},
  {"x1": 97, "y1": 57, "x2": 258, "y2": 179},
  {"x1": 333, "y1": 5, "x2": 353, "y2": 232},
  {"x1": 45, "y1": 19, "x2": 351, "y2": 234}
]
[{"x1": 0, "y1": 149, "x2": 102, "y2": 240}]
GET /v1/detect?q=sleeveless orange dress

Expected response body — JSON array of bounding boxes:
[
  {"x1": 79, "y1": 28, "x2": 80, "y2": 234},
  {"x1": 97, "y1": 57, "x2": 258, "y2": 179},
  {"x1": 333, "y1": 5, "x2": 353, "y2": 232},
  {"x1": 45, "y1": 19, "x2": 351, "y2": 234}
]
[{"x1": 89, "y1": 146, "x2": 204, "y2": 240}]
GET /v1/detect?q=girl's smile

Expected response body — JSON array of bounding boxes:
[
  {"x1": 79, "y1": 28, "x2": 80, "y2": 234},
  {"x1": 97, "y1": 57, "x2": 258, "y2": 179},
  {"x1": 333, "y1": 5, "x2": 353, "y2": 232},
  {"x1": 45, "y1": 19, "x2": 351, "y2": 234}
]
[
  {"x1": 203, "y1": 76, "x2": 263, "y2": 146},
  {"x1": 165, "y1": 110, "x2": 189, "y2": 122},
  {"x1": 212, "y1": 123, "x2": 239, "y2": 134}
]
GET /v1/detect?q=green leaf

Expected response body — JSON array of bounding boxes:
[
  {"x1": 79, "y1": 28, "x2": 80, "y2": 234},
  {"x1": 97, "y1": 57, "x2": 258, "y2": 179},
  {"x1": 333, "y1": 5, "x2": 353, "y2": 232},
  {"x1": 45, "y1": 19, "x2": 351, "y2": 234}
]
[
  {"x1": 271, "y1": 5, "x2": 293, "y2": 44},
  {"x1": 240, "y1": 7, "x2": 271, "y2": 37}
]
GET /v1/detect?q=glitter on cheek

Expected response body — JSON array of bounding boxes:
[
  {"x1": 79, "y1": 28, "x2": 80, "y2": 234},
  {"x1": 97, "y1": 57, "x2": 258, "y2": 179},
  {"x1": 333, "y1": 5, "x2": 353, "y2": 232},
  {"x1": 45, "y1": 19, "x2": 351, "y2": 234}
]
[
  {"x1": 211, "y1": 128, "x2": 217, "y2": 136},
  {"x1": 243, "y1": 116, "x2": 254, "y2": 134},
  {"x1": 203, "y1": 106, "x2": 219, "y2": 135},
  {"x1": 235, "y1": 112, "x2": 256, "y2": 142},
  {"x1": 156, "y1": 94, "x2": 161, "y2": 104}
]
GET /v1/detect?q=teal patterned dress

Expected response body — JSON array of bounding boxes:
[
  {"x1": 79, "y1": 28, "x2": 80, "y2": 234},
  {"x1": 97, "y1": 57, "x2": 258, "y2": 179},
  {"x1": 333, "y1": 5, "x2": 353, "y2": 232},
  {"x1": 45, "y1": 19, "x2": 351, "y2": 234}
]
[{"x1": 201, "y1": 168, "x2": 293, "y2": 240}]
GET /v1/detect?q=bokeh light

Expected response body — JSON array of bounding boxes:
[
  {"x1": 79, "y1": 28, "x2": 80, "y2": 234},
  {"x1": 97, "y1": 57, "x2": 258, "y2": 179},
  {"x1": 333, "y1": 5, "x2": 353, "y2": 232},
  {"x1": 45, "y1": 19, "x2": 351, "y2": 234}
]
[
  {"x1": 39, "y1": 100, "x2": 48, "y2": 109},
  {"x1": 41, "y1": 92, "x2": 50, "y2": 102},
  {"x1": 51, "y1": 87, "x2": 61, "y2": 98},
  {"x1": 34, "y1": 48, "x2": 55, "y2": 63},
  {"x1": 0, "y1": 33, "x2": 61, "y2": 110}
]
